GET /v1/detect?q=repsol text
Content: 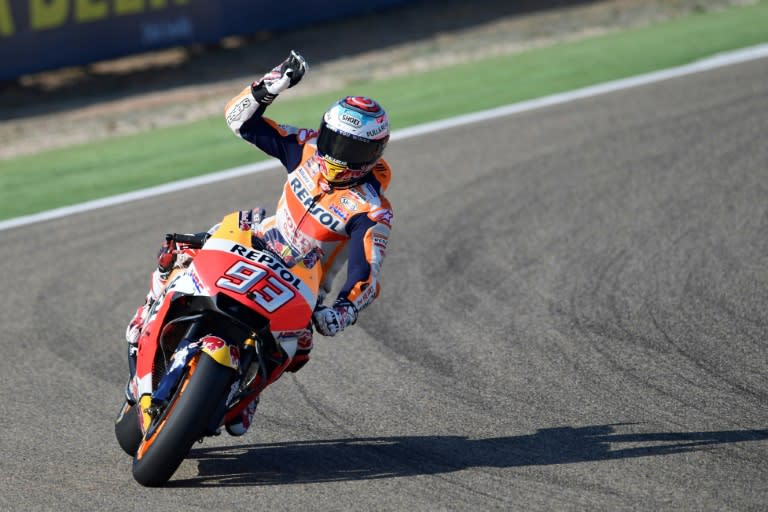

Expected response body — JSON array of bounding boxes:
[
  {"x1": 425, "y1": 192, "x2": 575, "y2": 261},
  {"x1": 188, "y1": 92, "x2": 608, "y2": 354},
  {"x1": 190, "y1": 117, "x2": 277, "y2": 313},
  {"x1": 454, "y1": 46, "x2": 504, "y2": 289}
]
[{"x1": 229, "y1": 244, "x2": 302, "y2": 289}]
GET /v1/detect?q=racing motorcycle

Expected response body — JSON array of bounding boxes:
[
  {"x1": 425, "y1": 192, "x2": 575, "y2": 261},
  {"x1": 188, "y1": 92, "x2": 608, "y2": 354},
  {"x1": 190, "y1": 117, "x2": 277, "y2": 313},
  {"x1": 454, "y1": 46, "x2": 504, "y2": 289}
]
[{"x1": 114, "y1": 211, "x2": 320, "y2": 486}]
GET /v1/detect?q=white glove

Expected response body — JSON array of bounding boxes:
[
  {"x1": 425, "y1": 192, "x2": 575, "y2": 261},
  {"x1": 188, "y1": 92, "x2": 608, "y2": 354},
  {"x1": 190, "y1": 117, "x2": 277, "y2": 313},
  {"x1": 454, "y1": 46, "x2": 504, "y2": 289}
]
[
  {"x1": 252, "y1": 50, "x2": 308, "y2": 105},
  {"x1": 261, "y1": 70, "x2": 292, "y2": 96},
  {"x1": 312, "y1": 300, "x2": 358, "y2": 337}
]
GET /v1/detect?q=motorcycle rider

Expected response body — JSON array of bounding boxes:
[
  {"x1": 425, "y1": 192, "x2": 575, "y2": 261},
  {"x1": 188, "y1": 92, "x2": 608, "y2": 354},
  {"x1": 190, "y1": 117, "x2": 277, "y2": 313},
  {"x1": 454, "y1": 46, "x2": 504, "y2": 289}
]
[{"x1": 124, "y1": 51, "x2": 393, "y2": 436}]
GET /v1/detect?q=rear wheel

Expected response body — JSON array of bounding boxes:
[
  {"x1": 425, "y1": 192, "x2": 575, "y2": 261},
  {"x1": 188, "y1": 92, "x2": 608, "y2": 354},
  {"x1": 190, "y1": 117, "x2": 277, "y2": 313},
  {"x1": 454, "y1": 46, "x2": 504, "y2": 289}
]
[
  {"x1": 114, "y1": 401, "x2": 142, "y2": 456},
  {"x1": 131, "y1": 353, "x2": 234, "y2": 487}
]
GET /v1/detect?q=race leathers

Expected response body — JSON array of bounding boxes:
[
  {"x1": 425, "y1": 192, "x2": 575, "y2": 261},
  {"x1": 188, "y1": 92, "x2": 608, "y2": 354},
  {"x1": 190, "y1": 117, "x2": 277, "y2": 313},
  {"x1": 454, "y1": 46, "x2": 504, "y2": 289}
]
[{"x1": 224, "y1": 87, "x2": 393, "y2": 313}]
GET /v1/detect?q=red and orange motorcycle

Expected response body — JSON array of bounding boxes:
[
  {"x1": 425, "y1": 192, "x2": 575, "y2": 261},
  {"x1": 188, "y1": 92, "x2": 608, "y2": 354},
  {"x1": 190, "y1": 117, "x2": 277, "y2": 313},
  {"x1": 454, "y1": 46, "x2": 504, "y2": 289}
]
[{"x1": 114, "y1": 211, "x2": 320, "y2": 486}]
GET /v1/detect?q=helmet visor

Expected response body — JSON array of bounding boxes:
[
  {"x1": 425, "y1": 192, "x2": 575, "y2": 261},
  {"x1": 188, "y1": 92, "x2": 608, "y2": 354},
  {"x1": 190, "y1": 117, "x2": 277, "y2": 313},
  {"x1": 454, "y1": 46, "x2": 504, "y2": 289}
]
[{"x1": 317, "y1": 124, "x2": 387, "y2": 168}]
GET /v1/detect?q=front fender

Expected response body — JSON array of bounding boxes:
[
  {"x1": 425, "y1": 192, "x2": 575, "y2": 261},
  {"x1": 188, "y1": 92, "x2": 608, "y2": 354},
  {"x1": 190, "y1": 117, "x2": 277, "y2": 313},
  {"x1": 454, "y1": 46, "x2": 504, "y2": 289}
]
[
  {"x1": 149, "y1": 333, "x2": 241, "y2": 407},
  {"x1": 200, "y1": 335, "x2": 240, "y2": 370}
]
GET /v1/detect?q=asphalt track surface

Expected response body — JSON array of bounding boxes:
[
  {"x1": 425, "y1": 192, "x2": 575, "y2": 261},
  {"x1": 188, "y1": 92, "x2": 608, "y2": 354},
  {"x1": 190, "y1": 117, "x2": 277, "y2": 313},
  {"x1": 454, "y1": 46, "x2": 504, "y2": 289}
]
[{"x1": 1, "y1": 58, "x2": 767, "y2": 511}]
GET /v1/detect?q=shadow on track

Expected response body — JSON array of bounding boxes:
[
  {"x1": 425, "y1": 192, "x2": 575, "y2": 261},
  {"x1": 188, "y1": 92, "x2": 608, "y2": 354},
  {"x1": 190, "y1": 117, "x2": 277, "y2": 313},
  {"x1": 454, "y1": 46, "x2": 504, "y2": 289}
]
[{"x1": 172, "y1": 424, "x2": 768, "y2": 487}]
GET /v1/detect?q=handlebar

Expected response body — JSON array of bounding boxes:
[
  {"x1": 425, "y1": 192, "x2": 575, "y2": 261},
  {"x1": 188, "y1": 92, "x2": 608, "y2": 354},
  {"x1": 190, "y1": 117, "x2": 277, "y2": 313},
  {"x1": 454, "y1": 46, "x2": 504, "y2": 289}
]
[
  {"x1": 165, "y1": 232, "x2": 268, "y2": 252},
  {"x1": 166, "y1": 232, "x2": 209, "y2": 249}
]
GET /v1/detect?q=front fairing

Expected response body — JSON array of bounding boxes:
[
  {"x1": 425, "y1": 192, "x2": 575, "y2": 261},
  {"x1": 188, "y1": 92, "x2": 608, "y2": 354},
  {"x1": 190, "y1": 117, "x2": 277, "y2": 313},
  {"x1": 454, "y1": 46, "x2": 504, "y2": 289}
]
[
  {"x1": 191, "y1": 239, "x2": 317, "y2": 331},
  {"x1": 133, "y1": 211, "x2": 322, "y2": 403},
  {"x1": 193, "y1": 210, "x2": 321, "y2": 330}
]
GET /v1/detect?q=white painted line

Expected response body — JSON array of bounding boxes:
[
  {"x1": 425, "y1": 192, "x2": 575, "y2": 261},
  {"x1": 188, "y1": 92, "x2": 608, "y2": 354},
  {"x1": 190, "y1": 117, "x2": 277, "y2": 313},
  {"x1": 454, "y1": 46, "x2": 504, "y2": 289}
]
[
  {"x1": 392, "y1": 43, "x2": 768, "y2": 141},
  {"x1": 1, "y1": 159, "x2": 281, "y2": 231},
  {"x1": 2, "y1": 43, "x2": 767, "y2": 232}
]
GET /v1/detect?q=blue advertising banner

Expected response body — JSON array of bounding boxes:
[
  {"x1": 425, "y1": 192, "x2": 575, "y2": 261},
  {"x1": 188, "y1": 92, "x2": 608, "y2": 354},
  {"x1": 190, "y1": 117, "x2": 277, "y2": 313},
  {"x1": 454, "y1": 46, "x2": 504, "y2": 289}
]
[{"x1": 0, "y1": 0, "x2": 413, "y2": 80}]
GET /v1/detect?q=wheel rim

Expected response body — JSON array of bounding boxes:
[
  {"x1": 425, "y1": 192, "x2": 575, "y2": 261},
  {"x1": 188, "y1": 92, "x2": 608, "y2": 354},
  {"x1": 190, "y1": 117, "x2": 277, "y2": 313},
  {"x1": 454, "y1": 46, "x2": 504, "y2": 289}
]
[{"x1": 135, "y1": 354, "x2": 200, "y2": 460}]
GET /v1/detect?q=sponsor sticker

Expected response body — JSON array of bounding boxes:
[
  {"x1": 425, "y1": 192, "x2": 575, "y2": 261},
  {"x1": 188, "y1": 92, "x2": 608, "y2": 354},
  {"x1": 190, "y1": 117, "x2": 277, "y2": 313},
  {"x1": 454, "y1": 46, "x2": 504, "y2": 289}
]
[
  {"x1": 226, "y1": 97, "x2": 251, "y2": 124},
  {"x1": 203, "y1": 336, "x2": 225, "y2": 352},
  {"x1": 373, "y1": 234, "x2": 388, "y2": 249},
  {"x1": 340, "y1": 196, "x2": 358, "y2": 211},
  {"x1": 288, "y1": 177, "x2": 342, "y2": 231},
  {"x1": 275, "y1": 330, "x2": 306, "y2": 342},
  {"x1": 229, "y1": 346, "x2": 240, "y2": 369},
  {"x1": 339, "y1": 109, "x2": 363, "y2": 128},
  {"x1": 365, "y1": 121, "x2": 389, "y2": 138},
  {"x1": 329, "y1": 205, "x2": 349, "y2": 221},
  {"x1": 369, "y1": 208, "x2": 393, "y2": 226},
  {"x1": 238, "y1": 209, "x2": 254, "y2": 231},
  {"x1": 297, "y1": 128, "x2": 318, "y2": 144},
  {"x1": 354, "y1": 283, "x2": 377, "y2": 307}
]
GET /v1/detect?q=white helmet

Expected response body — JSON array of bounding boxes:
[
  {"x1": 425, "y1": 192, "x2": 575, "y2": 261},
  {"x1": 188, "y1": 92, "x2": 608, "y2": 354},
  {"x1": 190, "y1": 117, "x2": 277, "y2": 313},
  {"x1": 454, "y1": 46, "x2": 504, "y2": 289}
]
[{"x1": 316, "y1": 96, "x2": 390, "y2": 188}]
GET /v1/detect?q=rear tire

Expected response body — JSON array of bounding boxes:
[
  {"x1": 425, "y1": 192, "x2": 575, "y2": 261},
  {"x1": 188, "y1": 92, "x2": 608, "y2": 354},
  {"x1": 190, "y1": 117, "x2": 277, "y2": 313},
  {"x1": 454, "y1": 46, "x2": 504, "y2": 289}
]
[
  {"x1": 115, "y1": 401, "x2": 142, "y2": 456},
  {"x1": 131, "y1": 353, "x2": 234, "y2": 487}
]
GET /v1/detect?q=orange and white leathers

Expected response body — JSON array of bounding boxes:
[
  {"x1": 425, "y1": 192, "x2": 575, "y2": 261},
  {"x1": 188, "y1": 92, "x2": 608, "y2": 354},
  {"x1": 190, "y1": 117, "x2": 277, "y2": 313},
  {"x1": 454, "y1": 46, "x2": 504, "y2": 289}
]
[{"x1": 224, "y1": 85, "x2": 393, "y2": 317}]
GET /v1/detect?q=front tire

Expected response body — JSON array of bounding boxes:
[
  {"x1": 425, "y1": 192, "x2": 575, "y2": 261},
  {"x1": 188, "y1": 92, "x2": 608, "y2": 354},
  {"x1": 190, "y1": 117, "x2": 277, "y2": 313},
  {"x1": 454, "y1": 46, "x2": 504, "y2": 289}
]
[{"x1": 131, "y1": 353, "x2": 234, "y2": 487}]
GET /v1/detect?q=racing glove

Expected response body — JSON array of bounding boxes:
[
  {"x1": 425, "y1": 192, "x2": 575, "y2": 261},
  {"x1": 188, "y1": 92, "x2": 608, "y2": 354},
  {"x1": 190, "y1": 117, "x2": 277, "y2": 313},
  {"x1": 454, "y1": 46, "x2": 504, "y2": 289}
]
[
  {"x1": 312, "y1": 299, "x2": 358, "y2": 337},
  {"x1": 157, "y1": 234, "x2": 201, "y2": 277},
  {"x1": 251, "y1": 50, "x2": 308, "y2": 106},
  {"x1": 157, "y1": 235, "x2": 177, "y2": 276}
]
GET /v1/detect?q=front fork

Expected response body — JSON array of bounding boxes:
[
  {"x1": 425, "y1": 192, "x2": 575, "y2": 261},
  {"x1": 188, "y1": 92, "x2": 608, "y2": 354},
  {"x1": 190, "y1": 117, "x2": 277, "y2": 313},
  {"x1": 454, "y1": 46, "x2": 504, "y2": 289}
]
[
  {"x1": 135, "y1": 320, "x2": 206, "y2": 433},
  {"x1": 125, "y1": 343, "x2": 138, "y2": 405},
  {"x1": 136, "y1": 318, "x2": 291, "y2": 435},
  {"x1": 150, "y1": 320, "x2": 207, "y2": 406}
]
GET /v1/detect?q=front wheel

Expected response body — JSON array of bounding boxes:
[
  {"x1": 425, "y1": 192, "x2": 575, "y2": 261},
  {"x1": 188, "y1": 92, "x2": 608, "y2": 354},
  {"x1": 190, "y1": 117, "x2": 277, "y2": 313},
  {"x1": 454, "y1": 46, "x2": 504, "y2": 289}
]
[{"x1": 131, "y1": 353, "x2": 234, "y2": 487}]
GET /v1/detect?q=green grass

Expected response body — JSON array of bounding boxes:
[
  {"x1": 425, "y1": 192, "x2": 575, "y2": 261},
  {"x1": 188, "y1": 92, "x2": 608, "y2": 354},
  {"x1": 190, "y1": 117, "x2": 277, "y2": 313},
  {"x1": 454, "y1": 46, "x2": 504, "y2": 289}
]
[{"x1": 2, "y1": 1, "x2": 767, "y2": 220}]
